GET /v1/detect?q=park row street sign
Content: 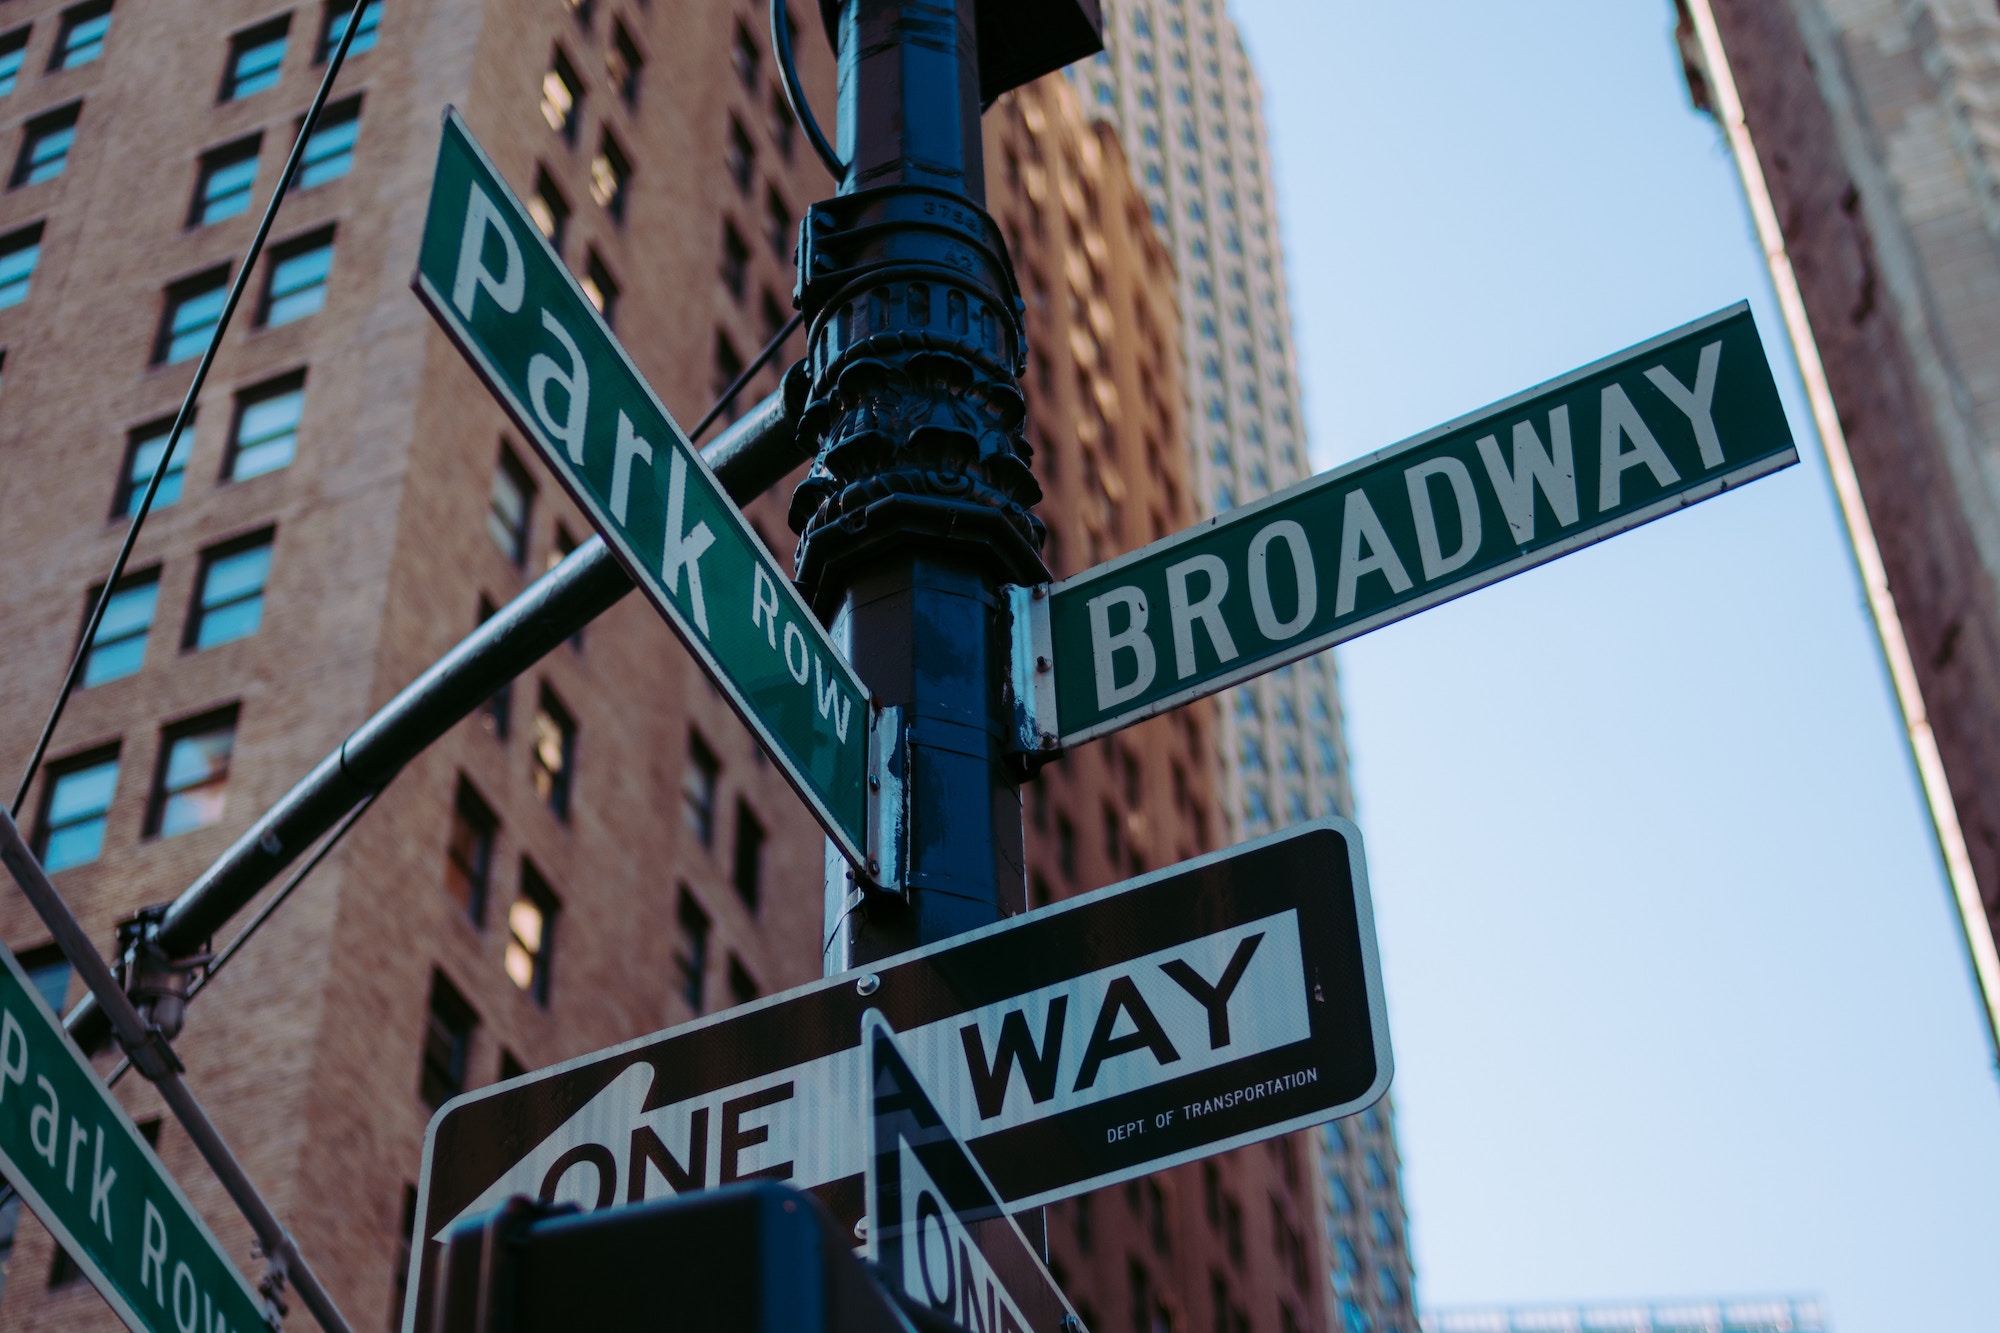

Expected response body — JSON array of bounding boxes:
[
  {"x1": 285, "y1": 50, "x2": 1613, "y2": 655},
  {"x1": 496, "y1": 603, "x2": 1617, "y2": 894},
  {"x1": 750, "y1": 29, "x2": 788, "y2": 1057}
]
[
  {"x1": 862, "y1": 1012, "x2": 1077, "y2": 1333},
  {"x1": 403, "y1": 818, "x2": 1387, "y2": 1332},
  {"x1": 1014, "y1": 303, "x2": 1798, "y2": 748},
  {"x1": 0, "y1": 943, "x2": 266, "y2": 1333},
  {"x1": 412, "y1": 109, "x2": 880, "y2": 872}
]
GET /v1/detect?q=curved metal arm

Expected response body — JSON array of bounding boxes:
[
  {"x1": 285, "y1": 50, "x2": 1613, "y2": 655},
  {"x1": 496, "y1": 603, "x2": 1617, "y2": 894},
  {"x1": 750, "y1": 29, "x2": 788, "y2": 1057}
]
[{"x1": 772, "y1": 0, "x2": 845, "y2": 182}]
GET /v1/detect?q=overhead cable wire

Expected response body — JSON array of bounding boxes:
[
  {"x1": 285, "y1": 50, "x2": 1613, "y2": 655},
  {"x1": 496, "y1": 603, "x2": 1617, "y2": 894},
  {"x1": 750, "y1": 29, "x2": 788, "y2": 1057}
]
[
  {"x1": 771, "y1": 0, "x2": 845, "y2": 181},
  {"x1": 690, "y1": 309, "x2": 803, "y2": 441},
  {"x1": 10, "y1": 11, "x2": 368, "y2": 818}
]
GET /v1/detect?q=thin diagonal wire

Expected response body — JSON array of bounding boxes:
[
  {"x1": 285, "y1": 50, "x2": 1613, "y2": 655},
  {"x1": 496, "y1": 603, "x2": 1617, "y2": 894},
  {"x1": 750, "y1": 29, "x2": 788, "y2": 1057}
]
[
  {"x1": 689, "y1": 309, "x2": 803, "y2": 441},
  {"x1": 771, "y1": 0, "x2": 844, "y2": 181},
  {"x1": 10, "y1": 13, "x2": 367, "y2": 818}
]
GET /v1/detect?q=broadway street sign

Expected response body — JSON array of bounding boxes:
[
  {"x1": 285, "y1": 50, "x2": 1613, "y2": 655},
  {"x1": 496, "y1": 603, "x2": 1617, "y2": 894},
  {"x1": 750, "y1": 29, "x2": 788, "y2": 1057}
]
[
  {"x1": 403, "y1": 818, "x2": 1386, "y2": 1331},
  {"x1": 1020, "y1": 303, "x2": 1797, "y2": 747},
  {"x1": 862, "y1": 1012, "x2": 1077, "y2": 1333},
  {"x1": 413, "y1": 109, "x2": 877, "y2": 869},
  {"x1": 0, "y1": 944, "x2": 266, "y2": 1333}
]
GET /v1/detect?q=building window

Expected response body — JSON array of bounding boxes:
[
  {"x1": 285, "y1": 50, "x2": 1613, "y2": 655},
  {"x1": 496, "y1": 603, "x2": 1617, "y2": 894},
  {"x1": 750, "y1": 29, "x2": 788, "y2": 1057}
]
[
  {"x1": 506, "y1": 862, "x2": 559, "y2": 1004},
  {"x1": 540, "y1": 47, "x2": 583, "y2": 143},
  {"x1": 0, "y1": 221, "x2": 39, "y2": 309},
  {"x1": 730, "y1": 21, "x2": 759, "y2": 90},
  {"x1": 444, "y1": 778, "x2": 496, "y2": 924},
  {"x1": 0, "y1": 28, "x2": 29, "y2": 96},
  {"x1": 606, "y1": 20, "x2": 642, "y2": 105},
  {"x1": 155, "y1": 266, "x2": 230, "y2": 364},
  {"x1": 589, "y1": 130, "x2": 630, "y2": 221},
  {"x1": 81, "y1": 569, "x2": 158, "y2": 686},
  {"x1": 115, "y1": 416, "x2": 190, "y2": 516},
  {"x1": 676, "y1": 889, "x2": 710, "y2": 1013},
  {"x1": 34, "y1": 748, "x2": 118, "y2": 872},
  {"x1": 580, "y1": 249, "x2": 618, "y2": 324},
  {"x1": 731, "y1": 799, "x2": 764, "y2": 910},
  {"x1": 763, "y1": 187, "x2": 792, "y2": 260},
  {"x1": 683, "y1": 732, "x2": 718, "y2": 848},
  {"x1": 419, "y1": 970, "x2": 476, "y2": 1109},
  {"x1": 719, "y1": 221, "x2": 748, "y2": 300},
  {"x1": 188, "y1": 532, "x2": 274, "y2": 650},
  {"x1": 725, "y1": 116, "x2": 754, "y2": 194},
  {"x1": 51, "y1": 2, "x2": 111, "y2": 71},
  {"x1": 223, "y1": 16, "x2": 290, "y2": 101},
  {"x1": 528, "y1": 167, "x2": 569, "y2": 249},
  {"x1": 318, "y1": 0, "x2": 380, "y2": 61},
  {"x1": 390, "y1": 1183, "x2": 417, "y2": 1330},
  {"x1": 530, "y1": 687, "x2": 575, "y2": 820},
  {"x1": 768, "y1": 86, "x2": 796, "y2": 159},
  {"x1": 147, "y1": 708, "x2": 237, "y2": 837},
  {"x1": 16, "y1": 943, "x2": 72, "y2": 1016},
  {"x1": 298, "y1": 95, "x2": 360, "y2": 187},
  {"x1": 711, "y1": 331, "x2": 743, "y2": 404},
  {"x1": 226, "y1": 375, "x2": 304, "y2": 479},
  {"x1": 190, "y1": 135, "x2": 260, "y2": 225},
  {"x1": 488, "y1": 444, "x2": 533, "y2": 564},
  {"x1": 12, "y1": 103, "x2": 80, "y2": 188},
  {"x1": 727, "y1": 955, "x2": 758, "y2": 1008},
  {"x1": 476, "y1": 597, "x2": 511, "y2": 739},
  {"x1": 260, "y1": 228, "x2": 333, "y2": 325}
]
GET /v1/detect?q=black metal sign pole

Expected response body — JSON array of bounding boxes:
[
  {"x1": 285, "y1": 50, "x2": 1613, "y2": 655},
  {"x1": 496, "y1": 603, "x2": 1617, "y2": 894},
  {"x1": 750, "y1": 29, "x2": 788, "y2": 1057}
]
[{"x1": 790, "y1": 0, "x2": 1055, "y2": 969}]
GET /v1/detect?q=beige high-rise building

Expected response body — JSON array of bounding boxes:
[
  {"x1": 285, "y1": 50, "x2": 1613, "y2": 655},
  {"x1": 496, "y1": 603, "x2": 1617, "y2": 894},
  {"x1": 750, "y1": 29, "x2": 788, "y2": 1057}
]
[
  {"x1": 989, "y1": 73, "x2": 1331, "y2": 1333},
  {"x1": 1679, "y1": 0, "x2": 2000, "y2": 1054},
  {"x1": 1072, "y1": 6, "x2": 1418, "y2": 1331},
  {"x1": 0, "y1": 1, "x2": 1312, "y2": 1330}
]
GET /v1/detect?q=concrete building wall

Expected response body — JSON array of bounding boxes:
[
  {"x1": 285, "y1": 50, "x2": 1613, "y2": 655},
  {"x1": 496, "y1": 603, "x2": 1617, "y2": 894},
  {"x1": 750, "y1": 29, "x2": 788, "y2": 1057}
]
[{"x1": 1688, "y1": 0, "x2": 2000, "y2": 1043}]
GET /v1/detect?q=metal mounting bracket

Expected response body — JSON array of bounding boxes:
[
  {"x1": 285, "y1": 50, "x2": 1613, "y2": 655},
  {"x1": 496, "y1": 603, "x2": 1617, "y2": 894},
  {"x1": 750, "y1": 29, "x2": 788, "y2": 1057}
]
[
  {"x1": 1003, "y1": 583, "x2": 1061, "y2": 763},
  {"x1": 864, "y1": 704, "x2": 908, "y2": 899}
]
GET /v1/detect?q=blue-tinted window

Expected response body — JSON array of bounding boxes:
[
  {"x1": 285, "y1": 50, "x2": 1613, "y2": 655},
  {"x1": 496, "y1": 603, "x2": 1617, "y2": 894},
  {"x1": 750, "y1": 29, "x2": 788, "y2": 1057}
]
[
  {"x1": 0, "y1": 222, "x2": 41, "y2": 308},
  {"x1": 37, "y1": 752, "x2": 118, "y2": 871},
  {"x1": 192, "y1": 137, "x2": 259, "y2": 224},
  {"x1": 0, "y1": 28, "x2": 29, "y2": 96},
  {"x1": 10, "y1": 105, "x2": 78, "y2": 187},
  {"x1": 318, "y1": 0, "x2": 380, "y2": 60},
  {"x1": 157, "y1": 269, "x2": 229, "y2": 363},
  {"x1": 262, "y1": 232, "x2": 332, "y2": 325},
  {"x1": 299, "y1": 97, "x2": 359, "y2": 187},
  {"x1": 118, "y1": 418, "x2": 191, "y2": 516},
  {"x1": 51, "y1": 3, "x2": 110, "y2": 70},
  {"x1": 150, "y1": 712, "x2": 235, "y2": 837},
  {"x1": 224, "y1": 18, "x2": 288, "y2": 100},
  {"x1": 227, "y1": 379, "x2": 302, "y2": 479},
  {"x1": 190, "y1": 536, "x2": 273, "y2": 649},
  {"x1": 82, "y1": 572, "x2": 158, "y2": 686}
]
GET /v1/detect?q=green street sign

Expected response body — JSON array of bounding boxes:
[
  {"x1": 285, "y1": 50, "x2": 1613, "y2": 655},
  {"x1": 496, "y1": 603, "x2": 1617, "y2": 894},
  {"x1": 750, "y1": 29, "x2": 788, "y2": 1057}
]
[
  {"x1": 1023, "y1": 304, "x2": 1798, "y2": 747},
  {"x1": 413, "y1": 110, "x2": 874, "y2": 868},
  {"x1": 0, "y1": 943, "x2": 267, "y2": 1333}
]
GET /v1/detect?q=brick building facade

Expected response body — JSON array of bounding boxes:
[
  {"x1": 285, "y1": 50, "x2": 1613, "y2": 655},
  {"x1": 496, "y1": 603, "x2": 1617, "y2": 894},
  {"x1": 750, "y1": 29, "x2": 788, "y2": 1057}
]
[
  {"x1": 1679, "y1": 0, "x2": 2000, "y2": 1053},
  {"x1": 0, "y1": 2, "x2": 1325, "y2": 1330}
]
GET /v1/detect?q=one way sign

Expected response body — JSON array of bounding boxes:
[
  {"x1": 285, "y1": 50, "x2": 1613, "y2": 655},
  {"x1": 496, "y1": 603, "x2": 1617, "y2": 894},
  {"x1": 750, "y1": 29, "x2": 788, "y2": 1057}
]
[{"x1": 402, "y1": 818, "x2": 1390, "y2": 1331}]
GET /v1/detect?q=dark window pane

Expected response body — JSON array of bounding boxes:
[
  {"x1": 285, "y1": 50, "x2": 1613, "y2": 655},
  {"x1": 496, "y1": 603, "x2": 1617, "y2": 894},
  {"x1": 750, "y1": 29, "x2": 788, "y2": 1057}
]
[
  {"x1": 319, "y1": 0, "x2": 381, "y2": 61},
  {"x1": 225, "y1": 19, "x2": 290, "y2": 101},
  {"x1": 731, "y1": 800, "x2": 764, "y2": 910},
  {"x1": 419, "y1": 972, "x2": 476, "y2": 1109},
  {"x1": 530, "y1": 689, "x2": 575, "y2": 819},
  {"x1": 228, "y1": 379, "x2": 303, "y2": 479},
  {"x1": 118, "y1": 410, "x2": 195, "y2": 518},
  {"x1": 505, "y1": 862, "x2": 559, "y2": 1005},
  {"x1": 262, "y1": 232, "x2": 333, "y2": 325},
  {"x1": 157, "y1": 269, "x2": 230, "y2": 364},
  {"x1": 52, "y1": 3, "x2": 111, "y2": 71},
  {"x1": 528, "y1": 168, "x2": 569, "y2": 249},
  {"x1": 0, "y1": 223, "x2": 40, "y2": 309},
  {"x1": 192, "y1": 136, "x2": 260, "y2": 225},
  {"x1": 11, "y1": 104, "x2": 80, "y2": 188},
  {"x1": 35, "y1": 751, "x2": 118, "y2": 872},
  {"x1": 488, "y1": 446, "x2": 532, "y2": 564},
  {"x1": 676, "y1": 890, "x2": 710, "y2": 1013},
  {"x1": 82, "y1": 571, "x2": 158, "y2": 686},
  {"x1": 150, "y1": 712, "x2": 236, "y2": 837},
  {"x1": 683, "y1": 734, "x2": 718, "y2": 848},
  {"x1": 540, "y1": 48, "x2": 582, "y2": 143},
  {"x1": 191, "y1": 535, "x2": 273, "y2": 649},
  {"x1": 445, "y1": 778, "x2": 496, "y2": 925},
  {"x1": 299, "y1": 97, "x2": 360, "y2": 187}
]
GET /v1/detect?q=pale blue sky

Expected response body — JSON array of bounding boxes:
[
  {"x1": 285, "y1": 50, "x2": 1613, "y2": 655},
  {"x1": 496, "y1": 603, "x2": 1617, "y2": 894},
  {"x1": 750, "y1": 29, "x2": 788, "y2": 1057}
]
[{"x1": 1228, "y1": 1, "x2": 2000, "y2": 1329}]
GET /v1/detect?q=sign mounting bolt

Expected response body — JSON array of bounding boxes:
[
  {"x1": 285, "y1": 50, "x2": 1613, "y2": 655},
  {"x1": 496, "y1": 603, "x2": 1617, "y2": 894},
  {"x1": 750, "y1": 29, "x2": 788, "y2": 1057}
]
[{"x1": 855, "y1": 973, "x2": 880, "y2": 996}]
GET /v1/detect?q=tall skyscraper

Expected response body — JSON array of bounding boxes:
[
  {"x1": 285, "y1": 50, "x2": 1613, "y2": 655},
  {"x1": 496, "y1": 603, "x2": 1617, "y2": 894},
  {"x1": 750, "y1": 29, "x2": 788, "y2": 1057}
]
[
  {"x1": 990, "y1": 71, "x2": 1333, "y2": 1333},
  {"x1": 1074, "y1": 5, "x2": 1420, "y2": 1331},
  {"x1": 1679, "y1": 0, "x2": 2000, "y2": 1054}
]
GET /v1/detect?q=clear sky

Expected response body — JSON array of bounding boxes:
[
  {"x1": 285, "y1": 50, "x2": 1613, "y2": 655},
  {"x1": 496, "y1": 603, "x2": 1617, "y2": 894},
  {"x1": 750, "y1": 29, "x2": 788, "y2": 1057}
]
[{"x1": 1227, "y1": 1, "x2": 2000, "y2": 1329}]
